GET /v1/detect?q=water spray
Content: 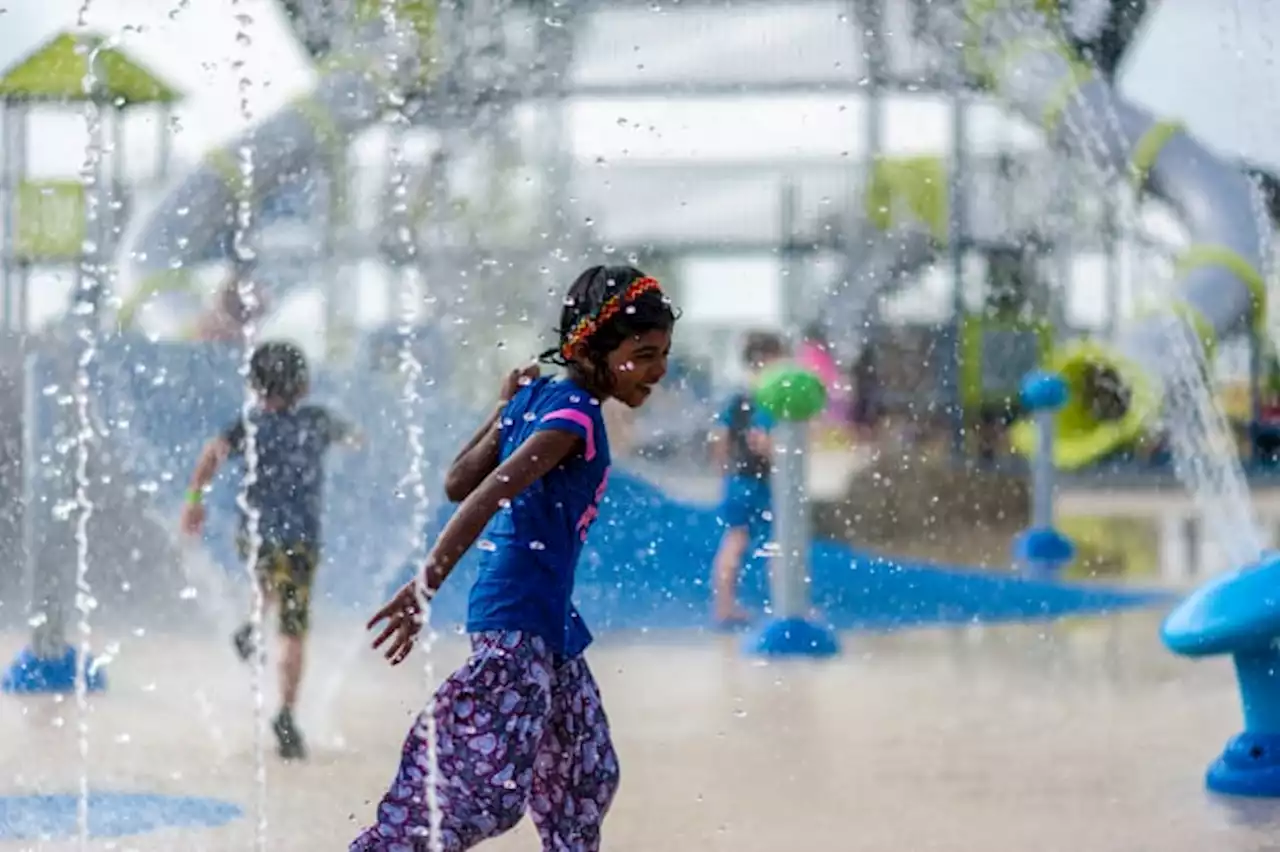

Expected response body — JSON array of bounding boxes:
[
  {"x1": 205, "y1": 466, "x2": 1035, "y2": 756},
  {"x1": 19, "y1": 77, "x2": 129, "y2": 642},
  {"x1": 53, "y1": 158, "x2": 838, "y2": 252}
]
[
  {"x1": 380, "y1": 0, "x2": 444, "y2": 846},
  {"x1": 71, "y1": 13, "x2": 102, "y2": 849},
  {"x1": 228, "y1": 4, "x2": 270, "y2": 847}
]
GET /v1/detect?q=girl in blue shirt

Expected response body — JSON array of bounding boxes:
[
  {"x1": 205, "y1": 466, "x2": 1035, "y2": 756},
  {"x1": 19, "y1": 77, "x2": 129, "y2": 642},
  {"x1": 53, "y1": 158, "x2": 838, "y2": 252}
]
[{"x1": 351, "y1": 266, "x2": 677, "y2": 852}]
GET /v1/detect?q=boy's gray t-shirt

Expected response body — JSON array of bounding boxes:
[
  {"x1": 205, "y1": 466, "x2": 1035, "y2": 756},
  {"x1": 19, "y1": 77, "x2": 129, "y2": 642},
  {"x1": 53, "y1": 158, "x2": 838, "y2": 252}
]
[{"x1": 221, "y1": 404, "x2": 352, "y2": 548}]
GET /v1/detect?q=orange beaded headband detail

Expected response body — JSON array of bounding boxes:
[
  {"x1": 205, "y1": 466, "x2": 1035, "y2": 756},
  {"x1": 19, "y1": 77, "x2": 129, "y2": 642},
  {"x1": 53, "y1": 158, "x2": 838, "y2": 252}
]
[{"x1": 560, "y1": 276, "x2": 663, "y2": 359}]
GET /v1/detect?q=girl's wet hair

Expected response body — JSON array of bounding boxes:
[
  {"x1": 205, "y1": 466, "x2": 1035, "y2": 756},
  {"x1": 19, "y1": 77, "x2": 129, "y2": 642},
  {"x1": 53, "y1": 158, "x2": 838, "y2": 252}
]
[
  {"x1": 250, "y1": 340, "x2": 309, "y2": 403},
  {"x1": 539, "y1": 265, "x2": 679, "y2": 389}
]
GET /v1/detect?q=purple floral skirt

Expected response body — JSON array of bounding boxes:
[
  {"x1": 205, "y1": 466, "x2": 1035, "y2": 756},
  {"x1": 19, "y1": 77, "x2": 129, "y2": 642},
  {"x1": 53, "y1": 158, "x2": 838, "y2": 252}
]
[{"x1": 350, "y1": 631, "x2": 620, "y2": 851}]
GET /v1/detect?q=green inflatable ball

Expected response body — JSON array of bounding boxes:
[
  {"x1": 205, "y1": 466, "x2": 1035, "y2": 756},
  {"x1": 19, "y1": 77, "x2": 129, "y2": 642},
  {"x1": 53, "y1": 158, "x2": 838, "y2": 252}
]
[{"x1": 755, "y1": 362, "x2": 827, "y2": 422}]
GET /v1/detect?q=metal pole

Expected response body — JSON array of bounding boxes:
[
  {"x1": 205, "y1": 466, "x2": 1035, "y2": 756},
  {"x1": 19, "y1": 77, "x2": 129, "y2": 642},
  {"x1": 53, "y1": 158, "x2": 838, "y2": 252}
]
[
  {"x1": 0, "y1": 102, "x2": 10, "y2": 332},
  {"x1": 1051, "y1": 162, "x2": 1073, "y2": 337},
  {"x1": 772, "y1": 179, "x2": 810, "y2": 621},
  {"x1": 772, "y1": 420, "x2": 810, "y2": 620},
  {"x1": 156, "y1": 104, "x2": 172, "y2": 183},
  {"x1": 862, "y1": 0, "x2": 883, "y2": 155},
  {"x1": 14, "y1": 104, "x2": 28, "y2": 334},
  {"x1": 533, "y1": 0, "x2": 577, "y2": 250},
  {"x1": 948, "y1": 91, "x2": 970, "y2": 459},
  {"x1": 25, "y1": 352, "x2": 67, "y2": 660},
  {"x1": 323, "y1": 149, "x2": 352, "y2": 361},
  {"x1": 1251, "y1": 328, "x2": 1263, "y2": 468},
  {"x1": 1031, "y1": 408, "x2": 1055, "y2": 529},
  {"x1": 1014, "y1": 372, "x2": 1072, "y2": 578},
  {"x1": 1103, "y1": 190, "x2": 1120, "y2": 338},
  {"x1": 21, "y1": 353, "x2": 42, "y2": 652},
  {"x1": 108, "y1": 108, "x2": 126, "y2": 312},
  {"x1": 855, "y1": 0, "x2": 885, "y2": 356},
  {"x1": 83, "y1": 108, "x2": 108, "y2": 322}
]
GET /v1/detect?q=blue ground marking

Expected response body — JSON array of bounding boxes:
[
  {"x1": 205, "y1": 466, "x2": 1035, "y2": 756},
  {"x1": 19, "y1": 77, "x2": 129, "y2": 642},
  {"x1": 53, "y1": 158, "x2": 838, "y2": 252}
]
[{"x1": 0, "y1": 793, "x2": 241, "y2": 840}]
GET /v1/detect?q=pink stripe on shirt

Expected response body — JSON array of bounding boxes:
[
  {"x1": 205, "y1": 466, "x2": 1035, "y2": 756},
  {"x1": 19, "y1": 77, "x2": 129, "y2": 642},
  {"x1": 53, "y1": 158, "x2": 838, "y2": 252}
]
[{"x1": 541, "y1": 408, "x2": 597, "y2": 461}]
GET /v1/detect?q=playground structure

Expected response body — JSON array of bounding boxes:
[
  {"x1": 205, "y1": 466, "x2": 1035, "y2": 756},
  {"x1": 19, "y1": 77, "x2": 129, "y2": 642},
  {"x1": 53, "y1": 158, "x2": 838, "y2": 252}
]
[
  {"x1": 0, "y1": 2, "x2": 1240, "y2": 644},
  {"x1": 8, "y1": 2, "x2": 1280, "y2": 831},
  {"x1": 0, "y1": 31, "x2": 178, "y2": 334}
]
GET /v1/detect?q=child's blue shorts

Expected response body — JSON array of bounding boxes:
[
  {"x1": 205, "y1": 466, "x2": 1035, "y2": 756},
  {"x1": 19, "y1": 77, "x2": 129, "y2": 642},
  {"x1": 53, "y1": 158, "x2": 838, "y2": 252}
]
[{"x1": 718, "y1": 474, "x2": 773, "y2": 540}]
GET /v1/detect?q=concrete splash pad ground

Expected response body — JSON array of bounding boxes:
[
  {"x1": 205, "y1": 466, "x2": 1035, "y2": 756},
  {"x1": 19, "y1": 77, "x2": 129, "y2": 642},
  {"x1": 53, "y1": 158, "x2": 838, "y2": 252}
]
[{"x1": 0, "y1": 611, "x2": 1275, "y2": 852}]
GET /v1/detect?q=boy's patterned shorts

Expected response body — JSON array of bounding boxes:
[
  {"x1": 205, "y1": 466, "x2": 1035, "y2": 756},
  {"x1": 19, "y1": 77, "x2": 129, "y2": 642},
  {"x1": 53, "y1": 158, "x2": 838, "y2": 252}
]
[{"x1": 236, "y1": 537, "x2": 317, "y2": 637}]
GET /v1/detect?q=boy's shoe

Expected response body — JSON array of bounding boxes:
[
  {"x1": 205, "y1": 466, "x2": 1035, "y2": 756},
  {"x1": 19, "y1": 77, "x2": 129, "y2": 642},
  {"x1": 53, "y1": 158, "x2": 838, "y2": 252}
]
[
  {"x1": 232, "y1": 623, "x2": 255, "y2": 662},
  {"x1": 272, "y1": 708, "x2": 307, "y2": 761}
]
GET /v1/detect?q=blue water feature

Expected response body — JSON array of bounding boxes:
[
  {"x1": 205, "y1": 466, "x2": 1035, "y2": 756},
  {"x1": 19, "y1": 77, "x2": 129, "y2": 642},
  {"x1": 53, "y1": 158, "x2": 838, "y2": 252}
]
[
  {"x1": 0, "y1": 792, "x2": 241, "y2": 840},
  {"x1": 1163, "y1": 554, "x2": 1280, "y2": 796},
  {"x1": 2, "y1": 646, "x2": 106, "y2": 695}
]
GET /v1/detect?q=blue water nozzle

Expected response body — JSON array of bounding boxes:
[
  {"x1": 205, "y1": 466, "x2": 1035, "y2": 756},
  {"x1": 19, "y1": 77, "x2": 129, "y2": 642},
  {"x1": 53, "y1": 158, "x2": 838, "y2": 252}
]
[{"x1": 1020, "y1": 370, "x2": 1069, "y2": 413}]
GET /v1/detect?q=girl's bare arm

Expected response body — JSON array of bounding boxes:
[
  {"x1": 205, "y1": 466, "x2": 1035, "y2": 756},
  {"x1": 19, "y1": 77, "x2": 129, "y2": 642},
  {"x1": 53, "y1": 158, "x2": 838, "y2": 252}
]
[
  {"x1": 443, "y1": 403, "x2": 507, "y2": 502},
  {"x1": 426, "y1": 428, "x2": 580, "y2": 591}
]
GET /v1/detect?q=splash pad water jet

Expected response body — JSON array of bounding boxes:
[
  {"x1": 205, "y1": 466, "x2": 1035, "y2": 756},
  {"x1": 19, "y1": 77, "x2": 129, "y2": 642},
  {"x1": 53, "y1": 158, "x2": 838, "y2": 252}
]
[{"x1": 746, "y1": 363, "x2": 839, "y2": 659}]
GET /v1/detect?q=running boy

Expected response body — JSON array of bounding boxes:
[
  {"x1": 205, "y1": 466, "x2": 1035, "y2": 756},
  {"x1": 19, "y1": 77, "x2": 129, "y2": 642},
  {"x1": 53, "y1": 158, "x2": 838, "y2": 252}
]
[
  {"x1": 180, "y1": 340, "x2": 359, "y2": 760},
  {"x1": 351, "y1": 265, "x2": 677, "y2": 851},
  {"x1": 708, "y1": 331, "x2": 786, "y2": 626}
]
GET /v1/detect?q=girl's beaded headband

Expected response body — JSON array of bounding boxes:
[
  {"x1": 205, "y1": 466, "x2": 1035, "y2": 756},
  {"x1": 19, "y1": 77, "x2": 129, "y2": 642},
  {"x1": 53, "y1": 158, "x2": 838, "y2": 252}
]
[{"x1": 560, "y1": 276, "x2": 663, "y2": 359}]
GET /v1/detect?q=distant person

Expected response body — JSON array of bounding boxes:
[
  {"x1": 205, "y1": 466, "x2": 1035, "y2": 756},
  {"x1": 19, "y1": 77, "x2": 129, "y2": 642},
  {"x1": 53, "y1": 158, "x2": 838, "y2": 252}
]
[
  {"x1": 180, "y1": 340, "x2": 361, "y2": 760},
  {"x1": 850, "y1": 346, "x2": 880, "y2": 440},
  {"x1": 194, "y1": 270, "x2": 269, "y2": 342},
  {"x1": 708, "y1": 331, "x2": 786, "y2": 627},
  {"x1": 797, "y1": 322, "x2": 849, "y2": 426}
]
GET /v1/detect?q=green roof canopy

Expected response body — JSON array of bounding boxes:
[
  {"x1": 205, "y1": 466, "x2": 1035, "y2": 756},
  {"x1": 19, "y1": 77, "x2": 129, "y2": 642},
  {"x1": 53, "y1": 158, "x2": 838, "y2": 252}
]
[{"x1": 0, "y1": 32, "x2": 181, "y2": 105}]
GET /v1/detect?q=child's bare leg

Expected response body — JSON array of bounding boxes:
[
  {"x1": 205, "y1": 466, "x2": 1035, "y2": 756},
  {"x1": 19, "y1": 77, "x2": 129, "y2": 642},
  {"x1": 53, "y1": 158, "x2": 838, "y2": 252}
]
[
  {"x1": 233, "y1": 587, "x2": 274, "y2": 662},
  {"x1": 254, "y1": 585, "x2": 276, "y2": 633},
  {"x1": 711, "y1": 527, "x2": 750, "y2": 622},
  {"x1": 271, "y1": 573, "x2": 310, "y2": 760},
  {"x1": 278, "y1": 634, "x2": 304, "y2": 709}
]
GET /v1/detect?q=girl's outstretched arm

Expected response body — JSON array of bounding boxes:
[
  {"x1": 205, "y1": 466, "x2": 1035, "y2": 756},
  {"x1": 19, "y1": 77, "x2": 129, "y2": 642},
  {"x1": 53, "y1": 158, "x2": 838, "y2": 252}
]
[
  {"x1": 370, "y1": 427, "x2": 580, "y2": 663},
  {"x1": 444, "y1": 363, "x2": 540, "y2": 502}
]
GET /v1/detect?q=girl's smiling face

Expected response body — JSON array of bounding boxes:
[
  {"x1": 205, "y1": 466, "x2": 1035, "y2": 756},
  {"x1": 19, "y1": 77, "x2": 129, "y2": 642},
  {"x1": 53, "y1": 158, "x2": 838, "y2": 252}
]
[{"x1": 603, "y1": 328, "x2": 672, "y2": 408}]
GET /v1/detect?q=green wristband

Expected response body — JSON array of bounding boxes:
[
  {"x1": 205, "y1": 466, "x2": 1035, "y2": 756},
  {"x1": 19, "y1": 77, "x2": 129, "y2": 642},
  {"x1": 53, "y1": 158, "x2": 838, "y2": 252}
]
[{"x1": 185, "y1": 488, "x2": 203, "y2": 506}]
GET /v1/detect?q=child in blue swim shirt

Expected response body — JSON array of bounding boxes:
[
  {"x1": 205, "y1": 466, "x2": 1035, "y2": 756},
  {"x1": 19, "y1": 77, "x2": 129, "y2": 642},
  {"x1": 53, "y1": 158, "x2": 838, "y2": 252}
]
[
  {"x1": 352, "y1": 265, "x2": 678, "y2": 852},
  {"x1": 464, "y1": 374, "x2": 611, "y2": 659},
  {"x1": 709, "y1": 331, "x2": 785, "y2": 626}
]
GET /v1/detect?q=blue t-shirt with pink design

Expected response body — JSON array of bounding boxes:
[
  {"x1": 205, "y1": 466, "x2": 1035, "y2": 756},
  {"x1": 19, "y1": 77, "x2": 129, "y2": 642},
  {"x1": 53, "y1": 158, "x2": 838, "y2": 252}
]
[{"x1": 465, "y1": 376, "x2": 610, "y2": 658}]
